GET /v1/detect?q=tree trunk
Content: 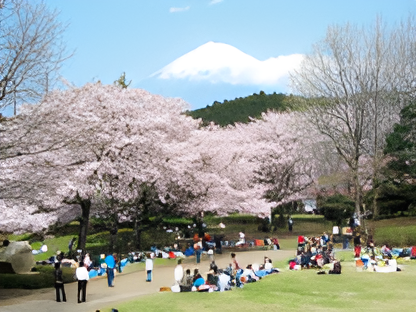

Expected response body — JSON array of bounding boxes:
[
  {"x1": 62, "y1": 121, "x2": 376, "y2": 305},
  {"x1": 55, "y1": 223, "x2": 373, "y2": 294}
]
[
  {"x1": 372, "y1": 176, "x2": 379, "y2": 218},
  {"x1": 353, "y1": 166, "x2": 362, "y2": 215},
  {"x1": 109, "y1": 224, "x2": 118, "y2": 254},
  {"x1": 134, "y1": 218, "x2": 142, "y2": 250},
  {"x1": 77, "y1": 199, "x2": 91, "y2": 252}
]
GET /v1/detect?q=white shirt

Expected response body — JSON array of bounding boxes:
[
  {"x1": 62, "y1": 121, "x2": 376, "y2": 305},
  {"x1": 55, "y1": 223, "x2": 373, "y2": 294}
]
[
  {"x1": 84, "y1": 255, "x2": 92, "y2": 267},
  {"x1": 174, "y1": 265, "x2": 184, "y2": 282},
  {"x1": 146, "y1": 258, "x2": 153, "y2": 271},
  {"x1": 76, "y1": 266, "x2": 89, "y2": 281},
  {"x1": 218, "y1": 273, "x2": 230, "y2": 292}
]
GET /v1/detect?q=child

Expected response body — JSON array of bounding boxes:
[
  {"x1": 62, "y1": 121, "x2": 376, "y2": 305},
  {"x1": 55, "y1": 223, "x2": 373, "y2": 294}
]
[{"x1": 145, "y1": 253, "x2": 153, "y2": 282}]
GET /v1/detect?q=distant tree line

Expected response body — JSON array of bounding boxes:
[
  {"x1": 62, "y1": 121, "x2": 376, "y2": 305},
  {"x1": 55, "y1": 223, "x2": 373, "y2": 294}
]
[{"x1": 186, "y1": 91, "x2": 290, "y2": 126}]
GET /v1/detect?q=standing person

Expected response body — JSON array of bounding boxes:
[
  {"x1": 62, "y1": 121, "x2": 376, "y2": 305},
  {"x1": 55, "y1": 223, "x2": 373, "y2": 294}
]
[
  {"x1": 68, "y1": 237, "x2": 76, "y2": 256},
  {"x1": 105, "y1": 254, "x2": 116, "y2": 287},
  {"x1": 214, "y1": 235, "x2": 223, "y2": 254},
  {"x1": 174, "y1": 259, "x2": 184, "y2": 285},
  {"x1": 231, "y1": 252, "x2": 241, "y2": 272},
  {"x1": 367, "y1": 236, "x2": 375, "y2": 259},
  {"x1": 54, "y1": 262, "x2": 66, "y2": 302},
  {"x1": 288, "y1": 217, "x2": 294, "y2": 232},
  {"x1": 354, "y1": 232, "x2": 361, "y2": 258},
  {"x1": 194, "y1": 238, "x2": 203, "y2": 264},
  {"x1": 145, "y1": 253, "x2": 154, "y2": 282},
  {"x1": 75, "y1": 261, "x2": 89, "y2": 303}
]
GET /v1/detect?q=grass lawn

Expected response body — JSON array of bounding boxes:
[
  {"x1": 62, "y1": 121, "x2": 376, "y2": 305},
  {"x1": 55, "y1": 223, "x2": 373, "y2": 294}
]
[{"x1": 100, "y1": 260, "x2": 416, "y2": 312}]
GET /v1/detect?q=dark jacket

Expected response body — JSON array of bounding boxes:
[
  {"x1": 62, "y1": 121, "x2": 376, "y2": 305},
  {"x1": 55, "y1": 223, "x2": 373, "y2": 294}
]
[{"x1": 55, "y1": 268, "x2": 64, "y2": 283}]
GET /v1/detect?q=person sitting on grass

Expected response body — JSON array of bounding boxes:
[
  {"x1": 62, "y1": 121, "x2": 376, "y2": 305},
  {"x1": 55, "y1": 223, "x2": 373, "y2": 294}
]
[
  {"x1": 242, "y1": 264, "x2": 259, "y2": 282},
  {"x1": 217, "y1": 269, "x2": 231, "y2": 292},
  {"x1": 192, "y1": 273, "x2": 205, "y2": 287},
  {"x1": 183, "y1": 269, "x2": 193, "y2": 286},
  {"x1": 328, "y1": 261, "x2": 342, "y2": 274},
  {"x1": 235, "y1": 231, "x2": 245, "y2": 246}
]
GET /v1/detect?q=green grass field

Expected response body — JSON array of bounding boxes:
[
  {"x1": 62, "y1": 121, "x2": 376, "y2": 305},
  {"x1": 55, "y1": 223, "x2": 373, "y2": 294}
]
[{"x1": 99, "y1": 260, "x2": 416, "y2": 312}]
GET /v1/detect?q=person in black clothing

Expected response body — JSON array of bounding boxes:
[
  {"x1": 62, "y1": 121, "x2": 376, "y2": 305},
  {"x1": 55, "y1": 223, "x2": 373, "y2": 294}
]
[
  {"x1": 214, "y1": 235, "x2": 223, "y2": 254},
  {"x1": 54, "y1": 262, "x2": 66, "y2": 302},
  {"x1": 76, "y1": 261, "x2": 89, "y2": 303}
]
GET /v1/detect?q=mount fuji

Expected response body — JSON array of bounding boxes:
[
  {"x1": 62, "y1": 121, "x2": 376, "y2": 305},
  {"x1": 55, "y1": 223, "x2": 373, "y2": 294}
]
[{"x1": 141, "y1": 42, "x2": 303, "y2": 110}]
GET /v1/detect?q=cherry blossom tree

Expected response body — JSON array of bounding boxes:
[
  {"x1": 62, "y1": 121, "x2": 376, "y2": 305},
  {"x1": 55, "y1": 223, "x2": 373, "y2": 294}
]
[
  {"x1": 0, "y1": 83, "x2": 201, "y2": 249},
  {"x1": 1, "y1": 83, "x2": 329, "y2": 245},
  {"x1": 185, "y1": 111, "x2": 323, "y2": 219}
]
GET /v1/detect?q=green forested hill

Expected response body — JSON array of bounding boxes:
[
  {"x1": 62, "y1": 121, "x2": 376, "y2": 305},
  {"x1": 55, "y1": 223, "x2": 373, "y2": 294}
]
[{"x1": 187, "y1": 91, "x2": 289, "y2": 126}]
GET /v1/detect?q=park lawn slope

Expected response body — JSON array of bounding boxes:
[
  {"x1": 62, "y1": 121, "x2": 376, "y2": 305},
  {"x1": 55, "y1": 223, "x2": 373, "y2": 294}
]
[{"x1": 101, "y1": 261, "x2": 416, "y2": 312}]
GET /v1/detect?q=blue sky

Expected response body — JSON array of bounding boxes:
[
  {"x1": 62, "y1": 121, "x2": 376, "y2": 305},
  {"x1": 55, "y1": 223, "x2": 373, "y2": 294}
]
[{"x1": 33, "y1": 0, "x2": 416, "y2": 110}]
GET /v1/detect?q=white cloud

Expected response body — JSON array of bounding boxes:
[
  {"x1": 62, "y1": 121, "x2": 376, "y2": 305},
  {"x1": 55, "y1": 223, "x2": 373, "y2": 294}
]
[
  {"x1": 169, "y1": 6, "x2": 190, "y2": 13},
  {"x1": 209, "y1": 0, "x2": 223, "y2": 5},
  {"x1": 152, "y1": 41, "x2": 304, "y2": 86}
]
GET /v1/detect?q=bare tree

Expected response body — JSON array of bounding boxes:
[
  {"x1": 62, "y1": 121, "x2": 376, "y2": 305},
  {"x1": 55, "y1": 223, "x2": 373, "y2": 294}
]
[
  {"x1": 290, "y1": 17, "x2": 416, "y2": 215},
  {"x1": 0, "y1": 0, "x2": 71, "y2": 113}
]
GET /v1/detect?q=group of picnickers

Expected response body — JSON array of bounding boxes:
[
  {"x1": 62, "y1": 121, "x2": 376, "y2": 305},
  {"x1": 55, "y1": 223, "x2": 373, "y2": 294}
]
[
  {"x1": 289, "y1": 233, "x2": 341, "y2": 274},
  {"x1": 168, "y1": 252, "x2": 280, "y2": 293}
]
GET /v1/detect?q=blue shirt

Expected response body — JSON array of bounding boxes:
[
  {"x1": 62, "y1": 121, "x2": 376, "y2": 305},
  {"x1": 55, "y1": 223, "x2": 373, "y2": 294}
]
[{"x1": 193, "y1": 277, "x2": 205, "y2": 287}]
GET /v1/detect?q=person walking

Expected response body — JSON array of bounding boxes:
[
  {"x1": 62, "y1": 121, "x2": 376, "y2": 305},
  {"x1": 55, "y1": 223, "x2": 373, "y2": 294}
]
[
  {"x1": 54, "y1": 262, "x2": 66, "y2": 302},
  {"x1": 105, "y1": 254, "x2": 116, "y2": 287},
  {"x1": 145, "y1": 253, "x2": 154, "y2": 282},
  {"x1": 75, "y1": 261, "x2": 89, "y2": 303},
  {"x1": 231, "y1": 252, "x2": 241, "y2": 273}
]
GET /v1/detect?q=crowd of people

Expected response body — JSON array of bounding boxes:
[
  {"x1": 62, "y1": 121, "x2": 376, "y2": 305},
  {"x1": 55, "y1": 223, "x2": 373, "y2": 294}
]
[
  {"x1": 288, "y1": 234, "x2": 341, "y2": 274},
  {"x1": 169, "y1": 252, "x2": 280, "y2": 293},
  {"x1": 44, "y1": 232, "x2": 332, "y2": 303}
]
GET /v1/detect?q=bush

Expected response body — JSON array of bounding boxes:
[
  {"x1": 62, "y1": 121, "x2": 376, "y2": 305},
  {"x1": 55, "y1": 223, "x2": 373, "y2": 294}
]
[
  {"x1": 140, "y1": 229, "x2": 176, "y2": 250},
  {"x1": 161, "y1": 217, "x2": 193, "y2": 227},
  {"x1": 318, "y1": 194, "x2": 355, "y2": 226},
  {"x1": 0, "y1": 265, "x2": 75, "y2": 289},
  {"x1": 257, "y1": 217, "x2": 271, "y2": 232},
  {"x1": 217, "y1": 214, "x2": 259, "y2": 224}
]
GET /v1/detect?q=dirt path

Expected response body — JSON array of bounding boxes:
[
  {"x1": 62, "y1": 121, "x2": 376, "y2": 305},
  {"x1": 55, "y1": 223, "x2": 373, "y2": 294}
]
[{"x1": 0, "y1": 249, "x2": 295, "y2": 312}]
